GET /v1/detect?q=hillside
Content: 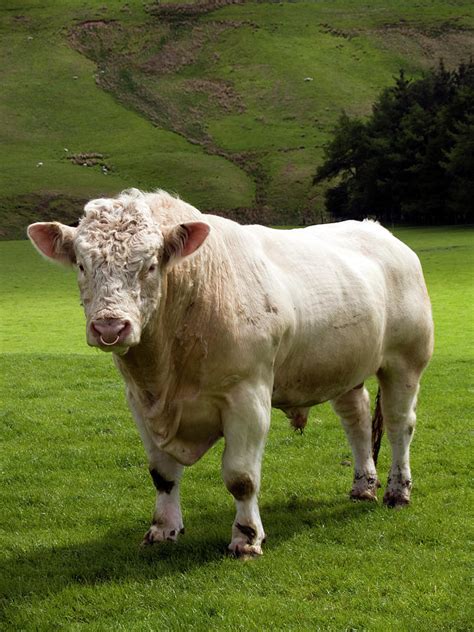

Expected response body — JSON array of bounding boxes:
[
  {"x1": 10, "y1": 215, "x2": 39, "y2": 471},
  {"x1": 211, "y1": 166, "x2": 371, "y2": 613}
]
[{"x1": 1, "y1": 0, "x2": 473, "y2": 238}]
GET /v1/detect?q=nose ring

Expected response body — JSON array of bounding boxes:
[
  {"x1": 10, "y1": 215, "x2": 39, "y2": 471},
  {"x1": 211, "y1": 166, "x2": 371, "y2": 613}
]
[{"x1": 100, "y1": 335, "x2": 120, "y2": 346}]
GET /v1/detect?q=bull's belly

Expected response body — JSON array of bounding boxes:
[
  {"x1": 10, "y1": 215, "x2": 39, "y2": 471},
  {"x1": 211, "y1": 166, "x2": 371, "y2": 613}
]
[
  {"x1": 272, "y1": 366, "x2": 370, "y2": 408},
  {"x1": 272, "y1": 332, "x2": 383, "y2": 408},
  {"x1": 272, "y1": 379, "x2": 355, "y2": 408}
]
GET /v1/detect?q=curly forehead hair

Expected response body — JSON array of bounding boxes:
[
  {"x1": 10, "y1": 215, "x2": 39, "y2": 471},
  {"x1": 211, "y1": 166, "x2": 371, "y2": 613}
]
[
  {"x1": 76, "y1": 189, "x2": 163, "y2": 263},
  {"x1": 80, "y1": 189, "x2": 155, "y2": 233}
]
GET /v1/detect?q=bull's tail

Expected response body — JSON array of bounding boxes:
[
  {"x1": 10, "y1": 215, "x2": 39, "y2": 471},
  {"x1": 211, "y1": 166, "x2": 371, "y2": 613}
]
[{"x1": 372, "y1": 387, "x2": 384, "y2": 466}]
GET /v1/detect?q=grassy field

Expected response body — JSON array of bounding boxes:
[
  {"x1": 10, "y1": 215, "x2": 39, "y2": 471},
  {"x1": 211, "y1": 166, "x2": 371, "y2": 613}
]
[
  {"x1": 1, "y1": 0, "x2": 473, "y2": 235},
  {"x1": 1, "y1": 226, "x2": 473, "y2": 630}
]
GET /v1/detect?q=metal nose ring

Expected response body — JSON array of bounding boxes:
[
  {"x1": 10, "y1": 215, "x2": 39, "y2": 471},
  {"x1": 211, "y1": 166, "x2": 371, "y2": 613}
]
[{"x1": 100, "y1": 335, "x2": 120, "y2": 346}]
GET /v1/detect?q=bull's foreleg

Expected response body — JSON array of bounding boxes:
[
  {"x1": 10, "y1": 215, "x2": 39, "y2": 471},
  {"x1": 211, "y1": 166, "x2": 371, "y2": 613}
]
[
  {"x1": 128, "y1": 398, "x2": 185, "y2": 545},
  {"x1": 331, "y1": 386, "x2": 379, "y2": 501},
  {"x1": 221, "y1": 383, "x2": 271, "y2": 558},
  {"x1": 142, "y1": 450, "x2": 185, "y2": 545}
]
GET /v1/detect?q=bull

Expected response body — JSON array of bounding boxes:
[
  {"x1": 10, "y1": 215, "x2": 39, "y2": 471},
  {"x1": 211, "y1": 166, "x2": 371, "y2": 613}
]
[{"x1": 28, "y1": 188, "x2": 433, "y2": 557}]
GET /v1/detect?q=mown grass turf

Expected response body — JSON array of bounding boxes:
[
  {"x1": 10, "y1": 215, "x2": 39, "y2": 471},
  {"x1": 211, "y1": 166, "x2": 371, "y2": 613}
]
[{"x1": 0, "y1": 227, "x2": 473, "y2": 630}]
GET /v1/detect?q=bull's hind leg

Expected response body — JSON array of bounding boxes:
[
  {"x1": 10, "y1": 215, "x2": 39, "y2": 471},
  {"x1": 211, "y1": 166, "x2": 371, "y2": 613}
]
[
  {"x1": 221, "y1": 382, "x2": 271, "y2": 558},
  {"x1": 377, "y1": 363, "x2": 421, "y2": 508},
  {"x1": 331, "y1": 385, "x2": 379, "y2": 501}
]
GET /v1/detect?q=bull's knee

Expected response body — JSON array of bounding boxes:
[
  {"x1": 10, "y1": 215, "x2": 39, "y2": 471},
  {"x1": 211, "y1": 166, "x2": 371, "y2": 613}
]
[{"x1": 226, "y1": 473, "x2": 255, "y2": 500}]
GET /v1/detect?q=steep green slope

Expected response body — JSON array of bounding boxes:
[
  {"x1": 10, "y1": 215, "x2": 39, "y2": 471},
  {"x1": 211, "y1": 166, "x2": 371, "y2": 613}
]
[
  {"x1": 1, "y1": 0, "x2": 473, "y2": 237},
  {"x1": 0, "y1": 1, "x2": 255, "y2": 238}
]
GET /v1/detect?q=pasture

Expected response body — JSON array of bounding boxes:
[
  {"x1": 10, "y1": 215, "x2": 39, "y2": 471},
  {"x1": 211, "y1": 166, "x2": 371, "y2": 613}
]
[{"x1": 1, "y1": 227, "x2": 473, "y2": 630}]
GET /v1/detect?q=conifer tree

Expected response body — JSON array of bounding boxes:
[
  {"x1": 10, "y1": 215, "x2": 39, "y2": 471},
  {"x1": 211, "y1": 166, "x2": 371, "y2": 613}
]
[{"x1": 314, "y1": 61, "x2": 474, "y2": 224}]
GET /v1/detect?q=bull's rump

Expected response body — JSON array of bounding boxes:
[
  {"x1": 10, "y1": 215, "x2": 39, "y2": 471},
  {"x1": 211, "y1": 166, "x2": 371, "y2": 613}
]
[{"x1": 246, "y1": 220, "x2": 430, "y2": 407}]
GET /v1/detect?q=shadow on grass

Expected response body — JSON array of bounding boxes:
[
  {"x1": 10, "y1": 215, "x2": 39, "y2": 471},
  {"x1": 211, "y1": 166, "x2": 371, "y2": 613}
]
[{"x1": 2, "y1": 496, "x2": 377, "y2": 605}]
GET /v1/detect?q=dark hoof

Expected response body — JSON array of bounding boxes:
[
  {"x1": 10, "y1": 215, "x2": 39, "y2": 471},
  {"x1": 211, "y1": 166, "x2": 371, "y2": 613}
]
[
  {"x1": 383, "y1": 491, "x2": 410, "y2": 509},
  {"x1": 350, "y1": 489, "x2": 378, "y2": 502},
  {"x1": 140, "y1": 523, "x2": 184, "y2": 546},
  {"x1": 228, "y1": 542, "x2": 263, "y2": 559},
  {"x1": 141, "y1": 529, "x2": 156, "y2": 547}
]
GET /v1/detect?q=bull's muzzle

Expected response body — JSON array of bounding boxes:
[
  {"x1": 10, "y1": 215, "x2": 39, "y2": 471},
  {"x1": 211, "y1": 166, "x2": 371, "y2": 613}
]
[{"x1": 90, "y1": 318, "x2": 131, "y2": 348}]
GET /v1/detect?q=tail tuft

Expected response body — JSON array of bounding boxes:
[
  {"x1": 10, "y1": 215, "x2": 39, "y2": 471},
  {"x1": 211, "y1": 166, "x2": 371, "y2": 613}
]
[{"x1": 372, "y1": 387, "x2": 384, "y2": 466}]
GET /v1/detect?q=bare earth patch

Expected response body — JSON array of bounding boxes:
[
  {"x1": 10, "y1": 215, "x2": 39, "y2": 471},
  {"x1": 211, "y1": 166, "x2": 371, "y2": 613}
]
[
  {"x1": 318, "y1": 20, "x2": 474, "y2": 70},
  {"x1": 140, "y1": 22, "x2": 233, "y2": 75},
  {"x1": 371, "y1": 24, "x2": 474, "y2": 69},
  {"x1": 148, "y1": 0, "x2": 245, "y2": 19},
  {"x1": 67, "y1": 152, "x2": 111, "y2": 170},
  {"x1": 184, "y1": 78, "x2": 245, "y2": 113},
  {"x1": 140, "y1": 25, "x2": 209, "y2": 75}
]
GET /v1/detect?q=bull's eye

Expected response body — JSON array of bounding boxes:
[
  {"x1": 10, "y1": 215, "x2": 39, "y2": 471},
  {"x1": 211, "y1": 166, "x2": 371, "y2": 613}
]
[
  {"x1": 78, "y1": 264, "x2": 85, "y2": 273},
  {"x1": 147, "y1": 264, "x2": 157, "y2": 274}
]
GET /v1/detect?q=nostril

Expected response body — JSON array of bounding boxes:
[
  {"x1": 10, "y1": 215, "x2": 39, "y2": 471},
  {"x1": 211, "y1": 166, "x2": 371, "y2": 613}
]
[
  {"x1": 91, "y1": 319, "x2": 131, "y2": 345},
  {"x1": 90, "y1": 322, "x2": 102, "y2": 337}
]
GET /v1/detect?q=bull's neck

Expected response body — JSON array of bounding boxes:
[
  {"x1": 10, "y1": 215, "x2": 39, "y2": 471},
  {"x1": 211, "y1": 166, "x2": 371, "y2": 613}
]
[
  {"x1": 114, "y1": 330, "x2": 161, "y2": 392},
  {"x1": 113, "y1": 268, "x2": 198, "y2": 398}
]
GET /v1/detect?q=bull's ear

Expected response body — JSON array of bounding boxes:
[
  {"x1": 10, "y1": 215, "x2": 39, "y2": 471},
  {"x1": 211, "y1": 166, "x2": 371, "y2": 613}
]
[
  {"x1": 163, "y1": 221, "x2": 210, "y2": 265},
  {"x1": 27, "y1": 222, "x2": 77, "y2": 267}
]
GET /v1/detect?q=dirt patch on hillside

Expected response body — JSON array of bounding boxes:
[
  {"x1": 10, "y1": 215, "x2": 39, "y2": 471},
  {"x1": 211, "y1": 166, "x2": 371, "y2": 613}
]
[
  {"x1": 69, "y1": 20, "x2": 127, "y2": 68},
  {"x1": 77, "y1": 19, "x2": 118, "y2": 28},
  {"x1": 184, "y1": 78, "x2": 245, "y2": 113},
  {"x1": 11, "y1": 14, "x2": 32, "y2": 24},
  {"x1": 140, "y1": 22, "x2": 231, "y2": 75},
  {"x1": 318, "y1": 19, "x2": 474, "y2": 69},
  {"x1": 141, "y1": 32, "x2": 204, "y2": 74},
  {"x1": 148, "y1": 0, "x2": 245, "y2": 20},
  {"x1": 67, "y1": 152, "x2": 111, "y2": 170},
  {"x1": 371, "y1": 24, "x2": 474, "y2": 69},
  {"x1": 319, "y1": 23, "x2": 353, "y2": 40}
]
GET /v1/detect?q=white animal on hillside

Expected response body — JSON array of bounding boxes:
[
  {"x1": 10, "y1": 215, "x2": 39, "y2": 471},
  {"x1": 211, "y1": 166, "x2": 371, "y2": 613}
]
[{"x1": 28, "y1": 188, "x2": 433, "y2": 557}]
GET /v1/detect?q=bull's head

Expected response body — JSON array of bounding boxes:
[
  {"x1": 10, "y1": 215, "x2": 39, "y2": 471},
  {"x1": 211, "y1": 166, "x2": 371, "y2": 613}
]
[{"x1": 27, "y1": 190, "x2": 210, "y2": 354}]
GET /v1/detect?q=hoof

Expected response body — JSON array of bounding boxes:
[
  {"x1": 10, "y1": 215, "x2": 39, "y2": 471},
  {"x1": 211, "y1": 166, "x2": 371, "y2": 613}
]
[
  {"x1": 383, "y1": 491, "x2": 410, "y2": 509},
  {"x1": 350, "y1": 488, "x2": 378, "y2": 502},
  {"x1": 229, "y1": 521, "x2": 265, "y2": 558},
  {"x1": 141, "y1": 524, "x2": 185, "y2": 546},
  {"x1": 228, "y1": 541, "x2": 263, "y2": 559},
  {"x1": 350, "y1": 474, "x2": 380, "y2": 501}
]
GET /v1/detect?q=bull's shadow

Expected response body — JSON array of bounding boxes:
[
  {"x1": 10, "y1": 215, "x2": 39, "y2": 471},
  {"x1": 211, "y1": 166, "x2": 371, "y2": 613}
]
[{"x1": 2, "y1": 497, "x2": 377, "y2": 606}]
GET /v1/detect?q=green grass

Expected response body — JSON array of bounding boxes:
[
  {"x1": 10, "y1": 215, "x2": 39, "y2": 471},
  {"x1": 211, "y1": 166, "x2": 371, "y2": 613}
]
[
  {"x1": 1, "y1": 227, "x2": 473, "y2": 629},
  {"x1": 1, "y1": 0, "x2": 473, "y2": 236}
]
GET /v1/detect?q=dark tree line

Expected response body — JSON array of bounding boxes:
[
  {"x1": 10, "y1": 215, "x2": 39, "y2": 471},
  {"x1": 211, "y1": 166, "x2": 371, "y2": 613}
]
[{"x1": 314, "y1": 61, "x2": 474, "y2": 225}]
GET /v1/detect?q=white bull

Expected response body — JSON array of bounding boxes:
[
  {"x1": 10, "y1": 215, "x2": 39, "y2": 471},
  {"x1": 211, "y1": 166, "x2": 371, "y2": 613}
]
[{"x1": 28, "y1": 188, "x2": 433, "y2": 557}]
